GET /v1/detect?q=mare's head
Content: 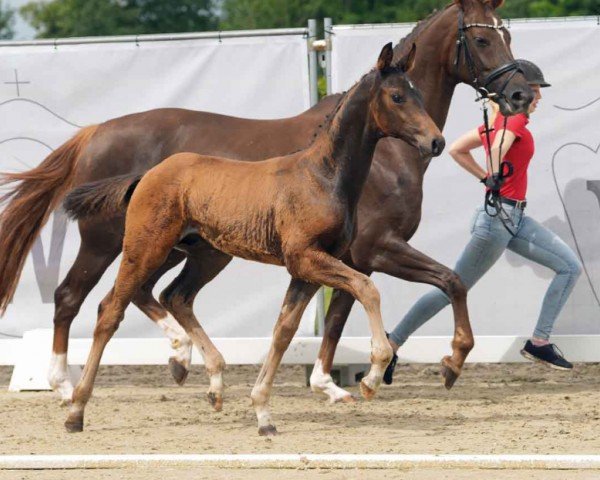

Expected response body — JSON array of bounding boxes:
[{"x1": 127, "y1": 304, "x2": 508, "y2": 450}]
[
  {"x1": 447, "y1": 0, "x2": 533, "y2": 114},
  {"x1": 370, "y1": 43, "x2": 445, "y2": 157}
]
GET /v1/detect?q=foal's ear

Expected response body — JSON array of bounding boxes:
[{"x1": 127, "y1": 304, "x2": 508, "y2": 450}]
[
  {"x1": 377, "y1": 42, "x2": 394, "y2": 72},
  {"x1": 398, "y1": 43, "x2": 417, "y2": 73}
]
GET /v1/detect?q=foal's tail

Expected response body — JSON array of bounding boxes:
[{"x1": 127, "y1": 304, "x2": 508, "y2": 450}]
[
  {"x1": 0, "y1": 125, "x2": 98, "y2": 315},
  {"x1": 63, "y1": 173, "x2": 143, "y2": 221}
]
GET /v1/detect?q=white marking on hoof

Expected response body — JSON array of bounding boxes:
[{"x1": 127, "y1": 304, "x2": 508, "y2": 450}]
[
  {"x1": 48, "y1": 353, "x2": 74, "y2": 403},
  {"x1": 310, "y1": 359, "x2": 353, "y2": 403},
  {"x1": 157, "y1": 314, "x2": 192, "y2": 369}
]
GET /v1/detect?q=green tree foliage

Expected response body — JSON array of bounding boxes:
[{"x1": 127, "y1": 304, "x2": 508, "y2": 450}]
[
  {"x1": 0, "y1": 0, "x2": 14, "y2": 39},
  {"x1": 221, "y1": 0, "x2": 599, "y2": 31},
  {"x1": 20, "y1": 0, "x2": 599, "y2": 38},
  {"x1": 21, "y1": 0, "x2": 217, "y2": 38}
]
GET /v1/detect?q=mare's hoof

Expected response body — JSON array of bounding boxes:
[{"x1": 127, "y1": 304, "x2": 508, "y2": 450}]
[
  {"x1": 440, "y1": 356, "x2": 461, "y2": 390},
  {"x1": 207, "y1": 392, "x2": 223, "y2": 412},
  {"x1": 169, "y1": 357, "x2": 189, "y2": 386},
  {"x1": 258, "y1": 425, "x2": 278, "y2": 437},
  {"x1": 337, "y1": 394, "x2": 356, "y2": 404},
  {"x1": 359, "y1": 379, "x2": 376, "y2": 401},
  {"x1": 64, "y1": 419, "x2": 83, "y2": 433}
]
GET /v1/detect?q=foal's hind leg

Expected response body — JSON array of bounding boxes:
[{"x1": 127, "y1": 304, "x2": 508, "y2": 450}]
[
  {"x1": 131, "y1": 250, "x2": 193, "y2": 385},
  {"x1": 159, "y1": 245, "x2": 232, "y2": 411},
  {"x1": 50, "y1": 221, "x2": 121, "y2": 404},
  {"x1": 251, "y1": 279, "x2": 319, "y2": 435},
  {"x1": 65, "y1": 216, "x2": 183, "y2": 432}
]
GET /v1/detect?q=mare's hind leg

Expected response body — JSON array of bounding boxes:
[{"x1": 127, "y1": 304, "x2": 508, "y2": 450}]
[
  {"x1": 251, "y1": 279, "x2": 319, "y2": 435},
  {"x1": 50, "y1": 220, "x2": 121, "y2": 404},
  {"x1": 130, "y1": 250, "x2": 193, "y2": 385},
  {"x1": 310, "y1": 289, "x2": 357, "y2": 403},
  {"x1": 159, "y1": 243, "x2": 232, "y2": 411}
]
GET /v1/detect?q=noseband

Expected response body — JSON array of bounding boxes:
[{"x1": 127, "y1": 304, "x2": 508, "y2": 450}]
[{"x1": 454, "y1": 9, "x2": 522, "y2": 100}]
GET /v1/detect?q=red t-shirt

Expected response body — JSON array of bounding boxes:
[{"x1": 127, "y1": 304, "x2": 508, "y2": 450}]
[{"x1": 478, "y1": 112, "x2": 534, "y2": 201}]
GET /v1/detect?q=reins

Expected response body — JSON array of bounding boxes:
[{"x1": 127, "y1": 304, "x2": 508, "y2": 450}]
[{"x1": 455, "y1": 7, "x2": 521, "y2": 237}]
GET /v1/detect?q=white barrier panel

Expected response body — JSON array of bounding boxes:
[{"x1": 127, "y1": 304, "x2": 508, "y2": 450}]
[
  {"x1": 0, "y1": 30, "x2": 315, "y2": 345},
  {"x1": 332, "y1": 18, "x2": 600, "y2": 341}
]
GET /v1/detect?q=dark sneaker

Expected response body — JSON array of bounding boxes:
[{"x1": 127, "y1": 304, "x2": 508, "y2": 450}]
[
  {"x1": 383, "y1": 333, "x2": 398, "y2": 385},
  {"x1": 520, "y1": 340, "x2": 573, "y2": 371}
]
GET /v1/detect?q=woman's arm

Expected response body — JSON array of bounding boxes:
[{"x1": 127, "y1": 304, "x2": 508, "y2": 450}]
[
  {"x1": 489, "y1": 129, "x2": 516, "y2": 175},
  {"x1": 448, "y1": 129, "x2": 487, "y2": 180}
]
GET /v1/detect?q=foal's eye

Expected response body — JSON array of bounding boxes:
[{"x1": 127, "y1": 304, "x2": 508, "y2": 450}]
[
  {"x1": 391, "y1": 93, "x2": 405, "y2": 104},
  {"x1": 474, "y1": 37, "x2": 489, "y2": 47}
]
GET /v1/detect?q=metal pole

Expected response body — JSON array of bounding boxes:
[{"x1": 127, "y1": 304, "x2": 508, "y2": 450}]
[
  {"x1": 324, "y1": 18, "x2": 333, "y2": 95},
  {"x1": 307, "y1": 19, "x2": 319, "y2": 107},
  {"x1": 307, "y1": 19, "x2": 325, "y2": 335}
]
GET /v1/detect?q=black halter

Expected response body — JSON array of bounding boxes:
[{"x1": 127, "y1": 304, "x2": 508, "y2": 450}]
[
  {"x1": 454, "y1": 9, "x2": 522, "y2": 236},
  {"x1": 454, "y1": 9, "x2": 522, "y2": 100}
]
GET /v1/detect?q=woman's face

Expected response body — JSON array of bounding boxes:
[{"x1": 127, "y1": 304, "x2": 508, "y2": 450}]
[{"x1": 528, "y1": 85, "x2": 542, "y2": 114}]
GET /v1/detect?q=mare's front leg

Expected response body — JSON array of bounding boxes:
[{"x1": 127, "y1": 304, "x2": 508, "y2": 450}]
[
  {"x1": 292, "y1": 249, "x2": 392, "y2": 401},
  {"x1": 358, "y1": 235, "x2": 474, "y2": 388},
  {"x1": 250, "y1": 279, "x2": 319, "y2": 436},
  {"x1": 159, "y1": 245, "x2": 233, "y2": 411}
]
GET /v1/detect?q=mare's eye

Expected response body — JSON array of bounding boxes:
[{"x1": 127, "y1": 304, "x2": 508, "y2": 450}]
[
  {"x1": 391, "y1": 93, "x2": 405, "y2": 104},
  {"x1": 475, "y1": 37, "x2": 489, "y2": 47}
]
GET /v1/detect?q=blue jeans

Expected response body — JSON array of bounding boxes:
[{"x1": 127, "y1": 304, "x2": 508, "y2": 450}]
[{"x1": 389, "y1": 204, "x2": 582, "y2": 346}]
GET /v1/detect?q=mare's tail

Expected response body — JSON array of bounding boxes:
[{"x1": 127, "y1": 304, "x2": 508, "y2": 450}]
[
  {"x1": 0, "y1": 126, "x2": 98, "y2": 315},
  {"x1": 63, "y1": 173, "x2": 143, "y2": 221}
]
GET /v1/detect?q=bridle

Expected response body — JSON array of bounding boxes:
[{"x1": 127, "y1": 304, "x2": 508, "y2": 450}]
[
  {"x1": 454, "y1": 8, "x2": 523, "y2": 236},
  {"x1": 454, "y1": 8, "x2": 522, "y2": 101}
]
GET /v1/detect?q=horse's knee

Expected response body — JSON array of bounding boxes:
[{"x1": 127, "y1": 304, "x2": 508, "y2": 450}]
[
  {"x1": 442, "y1": 270, "x2": 466, "y2": 302},
  {"x1": 159, "y1": 288, "x2": 187, "y2": 314},
  {"x1": 53, "y1": 284, "x2": 83, "y2": 323},
  {"x1": 354, "y1": 276, "x2": 380, "y2": 310}
]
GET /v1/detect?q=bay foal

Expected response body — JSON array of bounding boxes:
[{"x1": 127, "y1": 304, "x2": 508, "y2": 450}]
[{"x1": 64, "y1": 44, "x2": 444, "y2": 435}]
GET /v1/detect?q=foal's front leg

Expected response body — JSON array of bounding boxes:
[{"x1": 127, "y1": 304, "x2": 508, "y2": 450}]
[
  {"x1": 250, "y1": 279, "x2": 319, "y2": 436},
  {"x1": 293, "y1": 249, "x2": 393, "y2": 401}
]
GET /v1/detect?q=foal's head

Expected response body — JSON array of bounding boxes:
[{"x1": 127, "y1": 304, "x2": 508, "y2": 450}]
[{"x1": 370, "y1": 43, "x2": 445, "y2": 157}]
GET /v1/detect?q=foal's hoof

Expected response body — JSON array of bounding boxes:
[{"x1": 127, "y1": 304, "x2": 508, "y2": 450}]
[
  {"x1": 64, "y1": 419, "x2": 83, "y2": 433},
  {"x1": 207, "y1": 392, "x2": 223, "y2": 412},
  {"x1": 440, "y1": 356, "x2": 461, "y2": 390},
  {"x1": 169, "y1": 357, "x2": 189, "y2": 386},
  {"x1": 258, "y1": 425, "x2": 278, "y2": 437},
  {"x1": 359, "y1": 379, "x2": 376, "y2": 401},
  {"x1": 59, "y1": 398, "x2": 73, "y2": 408}
]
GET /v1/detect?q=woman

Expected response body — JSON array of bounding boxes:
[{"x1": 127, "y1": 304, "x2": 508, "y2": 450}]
[{"x1": 384, "y1": 60, "x2": 582, "y2": 383}]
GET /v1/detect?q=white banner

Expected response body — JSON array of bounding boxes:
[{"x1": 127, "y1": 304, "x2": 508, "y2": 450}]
[
  {"x1": 0, "y1": 31, "x2": 314, "y2": 340},
  {"x1": 332, "y1": 18, "x2": 600, "y2": 338}
]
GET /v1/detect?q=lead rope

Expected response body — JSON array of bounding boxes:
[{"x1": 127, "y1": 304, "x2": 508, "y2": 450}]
[{"x1": 483, "y1": 112, "x2": 518, "y2": 236}]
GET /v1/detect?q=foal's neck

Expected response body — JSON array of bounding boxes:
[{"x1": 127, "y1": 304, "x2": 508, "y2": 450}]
[
  {"x1": 391, "y1": 7, "x2": 458, "y2": 174},
  {"x1": 309, "y1": 76, "x2": 381, "y2": 203}
]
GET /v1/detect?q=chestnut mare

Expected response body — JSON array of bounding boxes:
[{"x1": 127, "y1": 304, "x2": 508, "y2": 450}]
[
  {"x1": 62, "y1": 44, "x2": 443, "y2": 434},
  {"x1": 0, "y1": 0, "x2": 531, "y2": 404}
]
